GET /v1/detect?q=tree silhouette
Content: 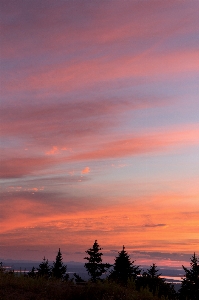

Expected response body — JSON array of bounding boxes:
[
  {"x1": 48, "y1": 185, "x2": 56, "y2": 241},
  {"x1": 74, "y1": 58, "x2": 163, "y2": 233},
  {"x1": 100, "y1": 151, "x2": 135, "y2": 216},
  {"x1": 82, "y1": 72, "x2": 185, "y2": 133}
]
[
  {"x1": 179, "y1": 253, "x2": 199, "y2": 300},
  {"x1": 0, "y1": 262, "x2": 5, "y2": 273},
  {"x1": 137, "y1": 263, "x2": 176, "y2": 299},
  {"x1": 140, "y1": 264, "x2": 163, "y2": 295},
  {"x1": 37, "y1": 256, "x2": 51, "y2": 278},
  {"x1": 84, "y1": 240, "x2": 111, "y2": 282},
  {"x1": 146, "y1": 263, "x2": 161, "y2": 278},
  {"x1": 73, "y1": 273, "x2": 86, "y2": 284},
  {"x1": 51, "y1": 248, "x2": 68, "y2": 280},
  {"x1": 27, "y1": 266, "x2": 36, "y2": 278},
  {"x1": 109, "y1": 245, "x2": 140, "y2": 285}
]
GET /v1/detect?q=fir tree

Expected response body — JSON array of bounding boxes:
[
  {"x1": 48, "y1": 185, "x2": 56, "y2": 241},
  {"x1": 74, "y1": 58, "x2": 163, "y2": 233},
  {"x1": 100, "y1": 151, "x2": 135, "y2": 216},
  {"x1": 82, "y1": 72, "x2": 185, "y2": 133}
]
[
  {"x1": 137, "y1": 263, "x2": 176, "y2": 299},
  {"x1": 84, "y1": 240, "x2": 111, "y2": 282},
  {"x1": 109, "y1": 245, "x2": 140, "y2": 285},
  {"x1": 0, "y1": 262, "x2": 5, "y2": 273},
  {"x1": 146, "y1": 263, "x2": 161, "y2": 278},
  {"x1": 141, "y1": 264, "x2": 163, "y2": 296},
  {"x1": 179, "y1": 253, "x2": 199, "y2": 300},
  {"x1": 37, "y1": 257, "x2": 51, "y2": 278},
  {"x1": 27, "y1": 266, "x2": 36, "y2": 278},
  {"x1": 73, "y1": 273, "x2": 86, "y2": 284},
  {"x1": 51, "y1": 248, "x2": 68, "y2": 280}
]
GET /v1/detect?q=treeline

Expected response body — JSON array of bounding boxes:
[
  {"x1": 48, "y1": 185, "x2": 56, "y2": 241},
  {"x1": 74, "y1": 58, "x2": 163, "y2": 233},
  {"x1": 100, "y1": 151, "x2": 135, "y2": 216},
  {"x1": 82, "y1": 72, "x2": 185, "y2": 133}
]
[{"x1": 0, "y1": 240, "x2": 199, "y2": 300}]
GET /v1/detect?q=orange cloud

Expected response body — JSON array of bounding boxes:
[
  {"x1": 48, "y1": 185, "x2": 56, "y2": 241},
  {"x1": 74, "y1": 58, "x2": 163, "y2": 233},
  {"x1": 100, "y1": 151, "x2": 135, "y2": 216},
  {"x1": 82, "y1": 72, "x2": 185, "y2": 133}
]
[
  {"x1": 81, "y1": 167, "x2": 90, "y2": 174},
  {"x1": 1, "y1": 189, "x2": 198, "y2": 242},
  {"x1": 0, "y1": 184, "x2": 198, "y2": 264},
  {"x1": 45, "y1": 146, "x2": 59, "y2": 155}
]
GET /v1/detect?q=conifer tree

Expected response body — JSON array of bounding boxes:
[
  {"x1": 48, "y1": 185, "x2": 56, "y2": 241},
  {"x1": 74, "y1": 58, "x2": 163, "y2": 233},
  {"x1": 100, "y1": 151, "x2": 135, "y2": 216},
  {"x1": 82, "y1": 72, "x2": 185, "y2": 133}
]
[
  {"x1": 51, "y1": 248, "x2": 68, "y2": 280},
  {"x1": 141, "y1": 264, "x2": 163, "y2": 295},
  {"x1": 137, "y1": 263, "x2": 176, "y2": 299},
  {"x1": 0, "y1": 262, "x2": 5, "y2": 273},
  {"x1": 109, "y1": 245, "x2": 140, "y2": 285},
  {"x1": 146, "y1": 263, "x2": 161, "y2": 278},
  {"x1": 37, "y1": 257, "x2": 51, "y2": 278},
  {"x1": 84, "y1": 240, "x2": 111, "y2": 282},
  {"x1": 179, "y1": 253, "x2": 199, "y2": 300},
  {"x1": 27, "y1": 266, "x2": 36, "y2": 278},
  {"x1": 73, "y1": 273, "x2": 86, "y2": 284}
]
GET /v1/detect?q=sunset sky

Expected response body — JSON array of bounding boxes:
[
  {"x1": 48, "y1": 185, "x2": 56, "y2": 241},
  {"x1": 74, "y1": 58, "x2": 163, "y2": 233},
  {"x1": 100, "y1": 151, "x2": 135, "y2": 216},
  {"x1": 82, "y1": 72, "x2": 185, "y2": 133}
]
[{"x1": 0, "y1": 0, "x2": 199, "y2": 266}]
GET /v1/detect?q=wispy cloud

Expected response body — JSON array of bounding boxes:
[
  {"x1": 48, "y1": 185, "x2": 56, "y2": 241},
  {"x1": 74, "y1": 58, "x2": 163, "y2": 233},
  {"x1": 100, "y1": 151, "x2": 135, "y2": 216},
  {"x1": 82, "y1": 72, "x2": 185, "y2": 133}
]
[
  {"x1": 144, "y1": 223, "x2": 167, "y2": 228},
  {"x1": 0, "y1": 0, "x2": 199, "y2": 262},
  {"x1": 0, "y1": 157, "x2": 55, "y2": 179},
  {"x1": 70, "y1": 126, "x2": 199, "y2": 161}
]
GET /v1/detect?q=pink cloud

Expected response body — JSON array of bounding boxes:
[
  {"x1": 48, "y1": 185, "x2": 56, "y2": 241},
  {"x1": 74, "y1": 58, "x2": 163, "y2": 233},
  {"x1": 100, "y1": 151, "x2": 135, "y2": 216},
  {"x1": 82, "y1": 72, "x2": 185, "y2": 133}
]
[
  {"x1": 0, "y1": 156, "x2": 56, "y2": 178},
  {"x1": 2, "y1": 48, "x2": 198, "y2": 97},
  {"x1": 1, "y1": 124, "x2": 198, "y2": 179},
  {"x1": 1, "y1": 0, "x2": 197, "y2": 60},
  {"x1": 1, "y1": 0, "x2": 199, "y2": 261},
  {"x1": 1, "y1": 0, "x2": 198, "y2": 101},
  {"x1": 69, "y1": 125, "x2": 199, "y2": 161},
  {"x1": 0, "y1": 97, "x2": 166, "y2": 150}
]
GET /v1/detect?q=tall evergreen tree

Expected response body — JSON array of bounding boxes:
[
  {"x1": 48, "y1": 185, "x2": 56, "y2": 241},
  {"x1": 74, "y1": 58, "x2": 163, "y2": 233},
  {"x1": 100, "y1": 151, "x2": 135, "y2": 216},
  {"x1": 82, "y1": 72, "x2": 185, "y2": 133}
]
[
  {"x1": 109, "y1": 245, "x2": 140, "y2": 285},
  {"x1": 137, "y1": 263, "x2": 176, "y2": 298},
  {"x1": 51, "y1": 248, "x2": 68, "y2": 280},
  {"x1": 37, "y1": 257, "x2": 51, "y2": 278},
  {"x1": 179, "y1": 253, "x2": 199, "y2": 300},
  {"x1": 139, "y1": 264, "x2": 163, "y2": 296},
  {"x1": 84, "y1": 240, "x2": 111, "y2": 282}
]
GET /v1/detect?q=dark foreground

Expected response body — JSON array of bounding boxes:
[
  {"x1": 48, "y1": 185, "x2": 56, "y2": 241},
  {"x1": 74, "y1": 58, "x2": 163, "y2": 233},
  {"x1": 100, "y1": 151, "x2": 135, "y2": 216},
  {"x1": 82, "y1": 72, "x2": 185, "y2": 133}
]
[{"x1": 0, "y1": 272, "x2": 174, "y2": 300}]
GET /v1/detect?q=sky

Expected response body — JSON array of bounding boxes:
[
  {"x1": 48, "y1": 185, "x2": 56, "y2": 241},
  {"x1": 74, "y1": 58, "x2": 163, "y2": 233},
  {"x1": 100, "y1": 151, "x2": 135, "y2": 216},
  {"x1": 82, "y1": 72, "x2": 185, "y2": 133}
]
[{"x1": 0, "y1": 0, "x2": 199, "y2": 267}]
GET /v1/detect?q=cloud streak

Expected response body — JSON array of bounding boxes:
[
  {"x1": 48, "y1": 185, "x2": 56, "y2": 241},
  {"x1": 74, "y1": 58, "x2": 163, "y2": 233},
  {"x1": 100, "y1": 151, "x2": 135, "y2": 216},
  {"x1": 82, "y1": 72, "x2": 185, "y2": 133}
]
[
  {"x1": 0, "y1": 99, "x2": 152, "y2": 144},
  {"x1": 0, "y1": 0, "x2": 199, "y2": 262},
  {"x1": 70, "y1": 126, "x2": 199, "y2": 161},
  {"x1": 1, "y1": 124, "x2": 198, "y2": 179}
]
